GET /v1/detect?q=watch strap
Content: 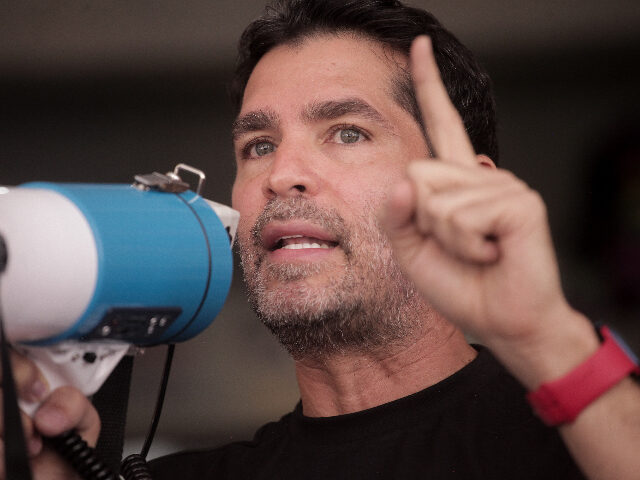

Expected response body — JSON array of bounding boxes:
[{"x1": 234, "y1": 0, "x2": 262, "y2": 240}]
[{"x1": 527, "y1": 325, "x2": 640, "y2": 426}]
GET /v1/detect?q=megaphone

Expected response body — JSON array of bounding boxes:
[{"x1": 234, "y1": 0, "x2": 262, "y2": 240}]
[{"x1": 0, "y1": 164, "x2": 238, "y2": 413}]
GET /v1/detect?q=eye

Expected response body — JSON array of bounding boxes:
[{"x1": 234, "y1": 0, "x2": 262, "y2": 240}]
[
  {"x1": 340, "y1": 129, "x2": 360, "y2": 143},
  {"x1": 254, "y1": 141, "x2": 275, "y2": 156},
  {"x1": 243, "y1": 139, "x2": 276, "y2": 159},
  {"x1": 330, "y1": 126, "x2": 368, "y2": 145}
]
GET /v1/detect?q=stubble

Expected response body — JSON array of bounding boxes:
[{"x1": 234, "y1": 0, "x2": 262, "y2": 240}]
[{"x1": 237, "y1": 196, "x2": 428, "y2": 360}]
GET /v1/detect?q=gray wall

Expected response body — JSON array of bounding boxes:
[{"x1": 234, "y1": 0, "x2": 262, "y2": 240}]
[{"x1": 1, "y1": 1, "x2": 639, "y2": 457}]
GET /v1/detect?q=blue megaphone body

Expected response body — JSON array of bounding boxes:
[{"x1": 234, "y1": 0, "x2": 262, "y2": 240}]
[{"x1": 0, "y1": 165, "x2": 239, "y2": 406}]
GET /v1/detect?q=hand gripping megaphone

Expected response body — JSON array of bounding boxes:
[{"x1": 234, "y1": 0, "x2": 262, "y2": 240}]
[{"x1": 0, "y1": 164, "x2": 238, "y2": 414}]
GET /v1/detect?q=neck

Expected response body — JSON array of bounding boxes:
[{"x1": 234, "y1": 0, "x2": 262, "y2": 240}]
[{"x1": 294, "y1": 318, "x2": 477, "y2": 417}]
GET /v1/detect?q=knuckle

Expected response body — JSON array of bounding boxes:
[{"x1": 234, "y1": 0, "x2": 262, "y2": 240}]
[
  {"x1": 524, "y1": 188, "x2": 546, "y2": 212},
  {"x1": 492, "y1": 167, "x2": 525, "y2": 186},
  {"x1": 493, "y1": 168, "x2": 518, "y2": 184}
]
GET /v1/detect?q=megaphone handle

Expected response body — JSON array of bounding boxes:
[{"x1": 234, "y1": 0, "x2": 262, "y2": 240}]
[
  {"x1": 15, "y1": 344, "x2": 131, "y2": 479},
  {"x1": 18, "y1": 342, "x2": 130, "y2": 416}
]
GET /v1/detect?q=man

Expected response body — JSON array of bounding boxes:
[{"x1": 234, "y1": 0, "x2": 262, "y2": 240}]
[{"x1": 3, "y1": 1, "x2": 640, "y2": 479}]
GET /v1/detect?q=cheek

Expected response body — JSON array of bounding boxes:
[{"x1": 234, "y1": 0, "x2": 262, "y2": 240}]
[
  {"x1": 230, "y1": 181, "x2": 243, "y2": 213},
  {"x1": 341, "y1": 169, "x2": 404, "y2": 208},
  {"x1": 232, "y1": 172, "x2": 262, "y2": 213},
  {"x1": 231, "y1": 179, "x2": 261, "y2": 239},
  {"x1": 335, "y1": 186, "x2": 389, "y2": 229}
]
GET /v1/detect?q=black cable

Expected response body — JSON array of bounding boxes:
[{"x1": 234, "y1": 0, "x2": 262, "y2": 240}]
[
  {"x1": 47, "y1": 431, "x2": 117, "y2": 480},
  {"x1": 47, "y1": 317, "x2": 176, "y2": 480},
  {"x1": 141, "y1": 343, "x2": 175, "y2": 459},
  {"x1": 0, "y1": 233, "x2": 33, "y2": 479},
  {"x1": 120, "y1": 343, "x2": 175, "y2": 479},
  {"x1": 120, "y1": 453, "x2": 153, "y2": 480},
  {"x1": 0, "y1": 269, "x2": 34, "y2": 479},
  {"x1": 93, "y1": 355, "x2": 134, "y2": 473}
]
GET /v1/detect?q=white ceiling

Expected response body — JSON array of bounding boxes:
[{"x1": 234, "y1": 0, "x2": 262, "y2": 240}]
[{"x1": 2, "y1": 0, "x2": 638, "y2": 76}]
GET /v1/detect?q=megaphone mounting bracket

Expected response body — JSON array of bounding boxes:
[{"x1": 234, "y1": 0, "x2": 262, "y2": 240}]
[{"x1": 133, "y1": 163, "x2": 206, "y2": 195}]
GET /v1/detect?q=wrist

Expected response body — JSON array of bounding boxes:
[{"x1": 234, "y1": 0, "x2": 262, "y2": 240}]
[
  {"x1": 486, "y1": 305, "x2": 600, "y2": 390},
  {"x1": 527, "y1": 324, "x2": 640, "y2": 426}
]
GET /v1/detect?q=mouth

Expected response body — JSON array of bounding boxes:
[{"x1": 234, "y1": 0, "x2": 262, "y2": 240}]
[
  {"x1": 272, "y1": 234, "x2": 338, "y2": 251},
  {"x1": 261, "y1": 222, "x2": 340, "y2": 253}
]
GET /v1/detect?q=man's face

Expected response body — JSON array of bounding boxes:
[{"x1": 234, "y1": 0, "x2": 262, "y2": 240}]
[{"x1": 231, "y1": 34, "x2": 430, "y2": 358}]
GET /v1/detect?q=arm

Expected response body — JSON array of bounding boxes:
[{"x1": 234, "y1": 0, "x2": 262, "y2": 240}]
[
  {"x1": 381, "y1": 35, "x2": 640, "y2": 480},
  {"x1": 0, "y1": 350, "x2": 100, "y2": 479}
]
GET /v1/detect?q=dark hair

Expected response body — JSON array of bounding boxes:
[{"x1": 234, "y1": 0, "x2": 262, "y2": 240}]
[{"x1": 231, "y1": 0, "x2": 499, "y2": 162}]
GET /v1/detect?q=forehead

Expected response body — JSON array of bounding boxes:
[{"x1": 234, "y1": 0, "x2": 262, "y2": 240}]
[{"x1": 240, "y1": 33, "x2": 408, "y2": 116}]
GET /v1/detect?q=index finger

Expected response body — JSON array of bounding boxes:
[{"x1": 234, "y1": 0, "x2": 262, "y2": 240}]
[{"x1": 411, "y1": 36, "x2": 476, "y2": 165}]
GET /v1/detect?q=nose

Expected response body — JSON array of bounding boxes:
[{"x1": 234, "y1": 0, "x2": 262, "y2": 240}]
[{"x1": 263, "y1": 142, "x2": 320, "y2": 199}]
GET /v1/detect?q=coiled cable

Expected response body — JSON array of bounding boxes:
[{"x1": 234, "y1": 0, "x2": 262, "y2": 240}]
[
  {"x1": 121, "y1": 453, "x2": 153, "y2": 479},
  {"x1": 48, "y1": 430, "x2": 117, "y2": 480},
  {"x1": 46, "y1": 341, "x2": 175, "y2": 479}
]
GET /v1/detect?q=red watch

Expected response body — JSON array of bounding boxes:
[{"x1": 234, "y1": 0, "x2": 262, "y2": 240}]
[{"x1": 527, "y1": 325, "x2": 640, "y2": 426}]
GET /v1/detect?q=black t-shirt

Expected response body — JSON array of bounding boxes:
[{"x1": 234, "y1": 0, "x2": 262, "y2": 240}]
[{"x1": 149, "y1": 347, "x2": 586, "y2": 479}]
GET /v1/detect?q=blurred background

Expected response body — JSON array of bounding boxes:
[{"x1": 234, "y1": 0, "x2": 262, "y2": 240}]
[{"x1": 1, "y1": 0, "x2": 639, "y2": 459}]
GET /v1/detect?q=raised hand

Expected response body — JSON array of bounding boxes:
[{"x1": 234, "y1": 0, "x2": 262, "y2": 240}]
[{"x1": 381, "y1": 36, "x2": 596, "y2": 387}]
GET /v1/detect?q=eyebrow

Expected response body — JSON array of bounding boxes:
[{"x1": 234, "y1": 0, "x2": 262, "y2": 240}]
[
  {"x1": 302, "y1": 98, "x2": 392, "y2": 130},
  {"x1": 232, "y1": 109, "x2": 280, "y2": 141},
  {"x1": 231, "y1": 97, "x2": 394, "y2": 141}
]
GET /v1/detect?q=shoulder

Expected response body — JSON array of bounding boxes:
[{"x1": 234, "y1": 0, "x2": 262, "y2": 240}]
[{"x1": 147, "y1": 411, "x2": 295, "y2": 480}]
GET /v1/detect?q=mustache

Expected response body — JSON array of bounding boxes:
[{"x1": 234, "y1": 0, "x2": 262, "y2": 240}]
[{"x1": 250, "y1": 197, "x2": 349, "y2": 250}]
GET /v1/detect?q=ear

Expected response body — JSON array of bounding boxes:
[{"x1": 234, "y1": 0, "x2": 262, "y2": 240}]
[{"x1": 476, "y1": 154, "x2": 496, "y2": 170}]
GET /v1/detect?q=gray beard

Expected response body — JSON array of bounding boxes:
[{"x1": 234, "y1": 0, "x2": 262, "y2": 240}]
[{"x1": 237, "y1": 197, "x2": 428, "y2": 360}]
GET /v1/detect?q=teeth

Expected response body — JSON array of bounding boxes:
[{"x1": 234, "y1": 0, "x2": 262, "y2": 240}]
[
  {"x1": 275, "y1": 234, "x2": 334, "y2": 250},
  {"x1": 282, "y1": 242, "x2": 331, "y2": 250}
]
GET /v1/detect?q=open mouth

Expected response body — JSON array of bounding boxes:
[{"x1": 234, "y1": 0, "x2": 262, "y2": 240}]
[
  {"x1": 260, "y1": 221, "x2": 342, "y2": 254},
  {"x1": 272, "y1": 234, "x2": 339, "y2": 251}
]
